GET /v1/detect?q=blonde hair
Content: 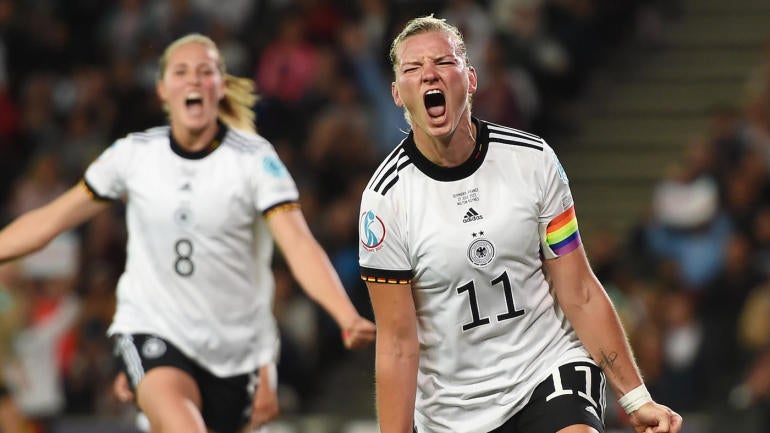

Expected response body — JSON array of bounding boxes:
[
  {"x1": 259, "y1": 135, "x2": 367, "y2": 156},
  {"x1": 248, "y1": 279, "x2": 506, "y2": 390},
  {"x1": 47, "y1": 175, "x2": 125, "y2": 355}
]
[
  {"x1": 158, "y1": 33, "x2": 258, "y2": 133},
  {"x1": 389, "y1": 15, "x2": 470, "y2": 74},
  {"x1": 388, "y1": 16, "x2": 472, "y2": 128}
]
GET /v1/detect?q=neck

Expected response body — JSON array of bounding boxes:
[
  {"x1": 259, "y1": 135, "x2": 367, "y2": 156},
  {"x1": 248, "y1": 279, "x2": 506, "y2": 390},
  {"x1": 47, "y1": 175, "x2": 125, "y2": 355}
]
[
  {"x1": 172, "y1": 121, "x2": 220, "y2": 152},
  {"x1": 414, "y1": 115, "x2": 476, "y2": 168}
]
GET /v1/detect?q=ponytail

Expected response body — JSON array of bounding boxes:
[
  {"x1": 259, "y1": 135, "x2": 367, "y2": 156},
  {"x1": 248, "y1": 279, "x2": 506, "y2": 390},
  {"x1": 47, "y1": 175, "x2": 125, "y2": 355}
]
[{"x1": 219, "y1": 74, "x2": 258, "y2": 133}]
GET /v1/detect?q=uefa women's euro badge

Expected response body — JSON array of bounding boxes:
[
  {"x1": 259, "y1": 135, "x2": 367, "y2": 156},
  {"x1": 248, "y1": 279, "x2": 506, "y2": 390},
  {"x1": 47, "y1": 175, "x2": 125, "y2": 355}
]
[
  {"x1": 360, "y1": 210, "x2": 386, "y2": 251},
  {"x1": 552, "y1": 152, "x2": 569, "y2": 185}
]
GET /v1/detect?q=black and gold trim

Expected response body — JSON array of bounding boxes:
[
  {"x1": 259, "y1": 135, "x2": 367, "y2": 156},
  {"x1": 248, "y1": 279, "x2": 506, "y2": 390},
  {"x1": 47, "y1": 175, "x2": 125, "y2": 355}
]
[
  {"x1": 360, "y1": 266, "x2": 412, "y2": 285},
  {"x1": 263, "y1": 201, "x2": 301, "y2": 219},
  {"x1": 81, "y1": 179, "x2": 116, "y2": 202}
]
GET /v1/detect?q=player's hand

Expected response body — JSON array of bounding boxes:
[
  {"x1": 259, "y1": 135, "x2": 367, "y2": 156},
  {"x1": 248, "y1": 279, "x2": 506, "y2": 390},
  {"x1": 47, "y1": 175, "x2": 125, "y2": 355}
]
[
  {"x1": 246, "y1": 365, "x2": 279, "y2": 431},
  {"x1": 628, "y1": 401, "x2": 683, "y2": 433},
  {"x1": 342, "y1": 315, "x2": 376, "y2": 350},
  {"x1": 113, "y1": 372, "x2": 134, "y2": 403}
]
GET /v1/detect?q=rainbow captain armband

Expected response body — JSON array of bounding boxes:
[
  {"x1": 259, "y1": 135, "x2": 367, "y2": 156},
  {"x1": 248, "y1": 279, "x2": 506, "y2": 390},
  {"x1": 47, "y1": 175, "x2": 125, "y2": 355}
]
[
  {"x1": 542, "y1": 205, "x2": 581, "y2": 258},
  {"x1": 618, "y1": 384, "x2": 653, "y2": 414}
]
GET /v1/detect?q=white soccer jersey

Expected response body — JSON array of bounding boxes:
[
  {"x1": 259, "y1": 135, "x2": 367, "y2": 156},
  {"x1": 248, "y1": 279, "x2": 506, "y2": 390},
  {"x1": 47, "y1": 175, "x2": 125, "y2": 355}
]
[
  {"x1": 85, "y1": 123, "x2": 298, "y2": 377},
  {"x1": 359, "y1": 118, "x2": 593, "y2": 433}
]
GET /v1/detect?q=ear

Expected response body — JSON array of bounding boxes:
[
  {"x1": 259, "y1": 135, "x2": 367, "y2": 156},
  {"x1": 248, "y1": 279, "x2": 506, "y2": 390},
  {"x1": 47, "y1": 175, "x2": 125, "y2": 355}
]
[
  {"x1": 156, "y1": 80, "x2": 167, "y2": 102},
  {"x1": 391, "y1": 81, "x2": 403, "y2": 107},
  {"x1": 467, "y1": 66, "x2": 478, "y2": 96}
]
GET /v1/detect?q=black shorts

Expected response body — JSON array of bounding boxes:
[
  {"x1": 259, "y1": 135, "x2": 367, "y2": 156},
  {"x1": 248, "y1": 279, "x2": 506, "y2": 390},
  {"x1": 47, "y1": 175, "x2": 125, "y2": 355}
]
[
  {"x1": 491, "y1": 360, "x2": 606, "y2": 433},
  {"x1": 114, "y1": 334, "x2": 259, "y2": 433}
]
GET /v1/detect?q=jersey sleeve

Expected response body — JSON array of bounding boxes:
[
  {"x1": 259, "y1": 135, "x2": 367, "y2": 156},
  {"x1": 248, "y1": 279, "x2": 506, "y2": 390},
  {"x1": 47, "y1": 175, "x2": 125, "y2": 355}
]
[
  {"x1": 83, "y1": 138, "x2": 130, "y2": 200},
  {"x1": 358, "y1": 188, "x2": 412, "y2": 284},
  {"x1": 252, "y1": 146, "x2": 299, "y2": 214},
  {"x1": 537, "y1": 143, "x2": 582, "y2": 259}
]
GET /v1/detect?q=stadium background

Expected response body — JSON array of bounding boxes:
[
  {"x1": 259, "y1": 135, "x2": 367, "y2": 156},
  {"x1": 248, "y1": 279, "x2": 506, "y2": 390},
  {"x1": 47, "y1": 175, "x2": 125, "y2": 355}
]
[{"x1": 1, "y1": 0, "x2": 770, "y2": 432}]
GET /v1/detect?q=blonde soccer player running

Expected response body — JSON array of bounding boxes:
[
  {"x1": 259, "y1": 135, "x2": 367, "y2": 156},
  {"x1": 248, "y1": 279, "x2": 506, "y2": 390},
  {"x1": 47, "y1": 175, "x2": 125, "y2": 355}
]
[{"x1": 0, "y1": 33, "x2": 375, "y2": 433}]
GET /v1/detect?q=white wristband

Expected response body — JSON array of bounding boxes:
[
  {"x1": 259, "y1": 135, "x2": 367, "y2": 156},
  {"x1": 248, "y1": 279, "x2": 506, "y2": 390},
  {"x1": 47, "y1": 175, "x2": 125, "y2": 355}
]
[{"x1": 618, "y1": 384, "x2": 652, "y2": 414}]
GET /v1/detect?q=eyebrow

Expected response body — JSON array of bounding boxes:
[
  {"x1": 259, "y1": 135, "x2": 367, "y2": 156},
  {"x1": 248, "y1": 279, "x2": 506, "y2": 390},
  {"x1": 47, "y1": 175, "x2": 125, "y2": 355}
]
[
  {"x1": 400, "y1": 54, "x2": 456, "y2": 66},
  {"x1": 170, "y1": 62, "x2": 216, "y2": 69}
]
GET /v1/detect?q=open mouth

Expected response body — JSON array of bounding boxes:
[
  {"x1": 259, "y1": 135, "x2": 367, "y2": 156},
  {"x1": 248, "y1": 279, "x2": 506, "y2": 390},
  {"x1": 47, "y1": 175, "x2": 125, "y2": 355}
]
[
  {"x1": 185, "y1": 93, "x2": 204, "y2": 109},
  {"x1": 424, "y1": 89, "x2": 446, "y2": 118}
]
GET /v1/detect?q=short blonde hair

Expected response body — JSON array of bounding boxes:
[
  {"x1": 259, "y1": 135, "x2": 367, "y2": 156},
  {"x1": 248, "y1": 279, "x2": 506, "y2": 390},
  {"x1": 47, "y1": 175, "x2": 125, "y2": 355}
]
[
  {"x1": 388, "y1": 16, "x2": 472, "y2": 127},
  {"x1": 158, "y1": 33, "x2": 258, "y2": 133},
  {"x1": 389, "y1": 15, "x2": 470, "y2": 74}
]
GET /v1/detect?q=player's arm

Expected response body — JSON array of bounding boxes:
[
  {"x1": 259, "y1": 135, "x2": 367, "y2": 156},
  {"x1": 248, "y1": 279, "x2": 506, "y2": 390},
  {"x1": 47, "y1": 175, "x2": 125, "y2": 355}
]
[
  {"x1": 266, "y1": 206, "x2": 375, "y2": 349},
  {"x1": 0, "y1": 181, "x2": 111, "y2": 264},
  {"x1": 545, "y1": 246, "x2": 682, "y2": 433},
  {"x1": 365, "y1": 280, "x2": 417, "y2": 433}
]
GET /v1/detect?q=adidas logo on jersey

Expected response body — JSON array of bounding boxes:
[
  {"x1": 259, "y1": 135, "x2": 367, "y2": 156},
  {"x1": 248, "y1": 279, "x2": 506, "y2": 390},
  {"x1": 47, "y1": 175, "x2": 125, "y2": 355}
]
[{"x1": 462, "y1": 208, "x2": 483, "y2": 223}]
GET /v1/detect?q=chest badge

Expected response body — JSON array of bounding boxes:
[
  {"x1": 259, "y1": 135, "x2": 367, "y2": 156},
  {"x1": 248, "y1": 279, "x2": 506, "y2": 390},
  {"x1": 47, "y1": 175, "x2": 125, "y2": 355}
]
[
  {"x1": 174, "y1": 202, "x2": 194, "y2": 227},
  {"x1": 467, "y1": 231, "x2": 495, "y2": 267}
]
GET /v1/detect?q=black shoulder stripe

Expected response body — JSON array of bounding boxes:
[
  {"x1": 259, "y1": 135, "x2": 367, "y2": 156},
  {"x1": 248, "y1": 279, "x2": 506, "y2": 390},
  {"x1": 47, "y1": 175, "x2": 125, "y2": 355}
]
[
  {"x1": 486, "y1": 122, "x2": 541, "y2": 141},
  {"x1": 378, "y1": 176, "x2": 399, "y2": 197},
  {"x1": 373, "y1": 156, "x2": 411, "y2": 195},
  {"x1": 379, "y1": 158, "x2": 412, "y2": 195},
  {"x1": 486, "y1": 124, "x2": 544, "y2": 150},
  {"x1": 373, "y1": 161, "x2": 398, "y2": 192},
  {"x1": 369, "y1": 144, "x2": 405, "y2": 189},
  {"x1": 490, "y1": 135, "x2": 543, "y2": 151},
  {"x1": 370, "y1": 147, "x2": 411, "y2": 195}
]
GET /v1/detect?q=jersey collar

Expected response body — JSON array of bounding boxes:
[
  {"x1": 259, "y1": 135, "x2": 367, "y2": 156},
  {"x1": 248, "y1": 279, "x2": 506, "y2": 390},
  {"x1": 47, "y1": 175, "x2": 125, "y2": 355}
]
[
  {"x1": 169, "y1": 120, "x2": 228, "y2": 160},
  {"x1": 403, "y1": 117, "x2": 488, "y2": 181}
]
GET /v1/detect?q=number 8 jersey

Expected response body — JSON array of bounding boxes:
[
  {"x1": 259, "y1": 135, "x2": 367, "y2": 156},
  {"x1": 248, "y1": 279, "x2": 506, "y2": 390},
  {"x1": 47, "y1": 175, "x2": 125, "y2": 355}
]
[
  {"x1": 359, "y1": 118, "x2": 593, "y2": 433},
  {"x1": 85, "y1": 123, "x2": 299, "y2": 378}
]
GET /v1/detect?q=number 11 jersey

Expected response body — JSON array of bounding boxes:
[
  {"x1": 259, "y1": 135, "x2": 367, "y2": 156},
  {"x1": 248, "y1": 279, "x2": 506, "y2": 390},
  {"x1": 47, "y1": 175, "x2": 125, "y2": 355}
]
[{"x1": 359, "y1": 118, "x2": 592, "y2": 433}]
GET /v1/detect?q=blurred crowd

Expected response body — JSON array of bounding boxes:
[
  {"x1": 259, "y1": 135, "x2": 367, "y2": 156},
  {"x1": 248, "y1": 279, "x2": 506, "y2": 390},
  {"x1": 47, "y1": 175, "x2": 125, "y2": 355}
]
[
  {"x1": 602, "y1": 40, "x2": 770, "y2": 430},
  {"x1": 3, "y1": 0, "x2": 769, "y2": 432}
]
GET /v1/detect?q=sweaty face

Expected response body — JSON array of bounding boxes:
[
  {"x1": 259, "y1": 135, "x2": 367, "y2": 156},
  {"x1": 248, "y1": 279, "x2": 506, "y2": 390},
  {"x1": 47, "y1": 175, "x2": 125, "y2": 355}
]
[
  {"x1": 157, "y1": 42, "x2": 225, "y2": 134},
  {"x1": 392, "y1": 31, "x2": 477, "y2": 140}
]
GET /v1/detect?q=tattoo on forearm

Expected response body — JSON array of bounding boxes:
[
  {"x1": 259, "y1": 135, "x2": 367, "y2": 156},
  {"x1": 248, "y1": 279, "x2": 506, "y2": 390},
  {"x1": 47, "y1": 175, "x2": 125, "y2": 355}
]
[{"x1": 599, "y1": 350, "x2": 618, "y2": 371}]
